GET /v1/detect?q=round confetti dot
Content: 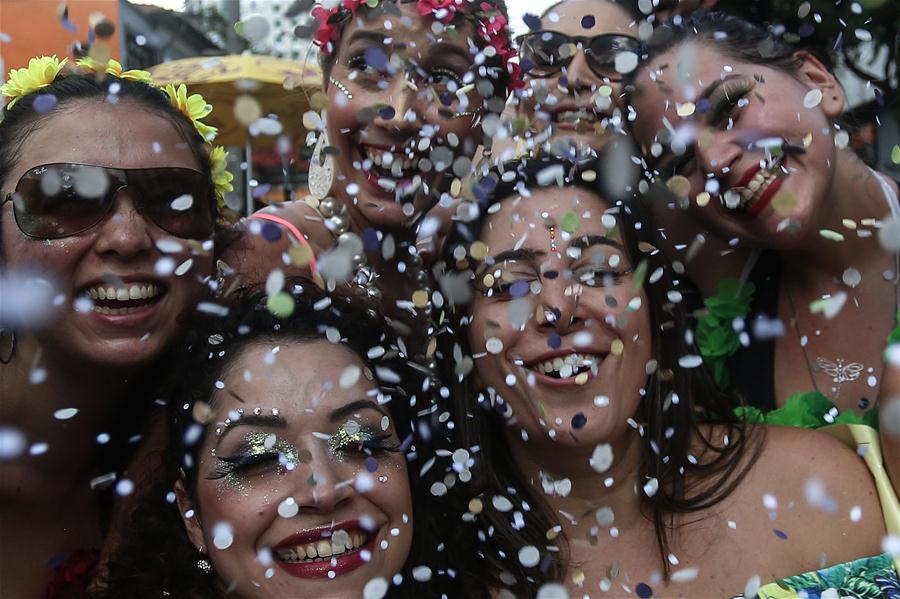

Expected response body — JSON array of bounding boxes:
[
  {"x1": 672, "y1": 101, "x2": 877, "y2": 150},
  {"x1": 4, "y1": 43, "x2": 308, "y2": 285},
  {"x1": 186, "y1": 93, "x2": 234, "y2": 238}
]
[
  {"x1": 470, "y1": 241, "x2": 488, "y2": 260},
  {"x1": 580, "y1": 15, "x2": 595, "y2": 28},
  {"x1": 492, "y1": 495, "x2": 513, "y2": 512},
  {"x1": 678, "y1": 355, "x2": 703, "y2": 368},
  {"x1": 590, "y1": 444, "x2": 614, "y2": 473},
  {"x1": 560, "y1": 211, "x2": 580, "y2": 233},
  {"x1": 363, "y1": 577, "x2": 389, "y2": 599},
  {"x1": 266, "y1": 292, "x2": 295, "y2": 318},
  {"x1": 803, "y1": 88, "x2": 823, "y2": 108},
  {"x1": 278, "y1": 497, "x2": 299, "y2": 518},
  {"x1": 666, "y1": 176, "x2": 691, "y2": 197},
  {"x1": 610, "y1": 340, "x2": 624, "y2": 356},
  {"x1": 212, "y1": 521, "x2": 234, "y2": 549},
  {"x1": 468, "y1": 498, "x2": 483, "y2": 514},
  {"x1": 33, "y1": 94, "x2": 58, "y2": 114},
  {"x1": 892, "y1": 145, "x2": 900, "y2": 165},
  {"x1": 636, "y1": 582, "x2": 653, "y2": 598},
  {"x1": 485, "y1": 337, "x2": 503, "y2": 354},
  {"x1": 536, "y1": 583, "x2": 568, "y2": 599},
  {"x1": 571, "y1": 413, "x2": 587, "y2": 429},
  {"x1": 234, "y1": 94, "x2": 262, "y2": 125},
  {"x1": 412, "y1": 290, "x2": 429, "y2": 308},
  {"x1": 676, "y1": 102, "x2": 695, "y2": 117},
  {"x1": 116, "y1": 479, "x2": 135, "y2": 496},
  {"x1": 695, "y1": 192, "x2": 711, "y2": 207},
  {"x1": 412, "y1": 566, "x2": 432, "y2": 582},
  {"x1": 260, "y1": 221, "x2": 282, "y2": 242},
  {"x1": 365, "y1": 456, "x2": 379, "y2": 473},
  {"x1": 518, "y1": 545, "x2": 540, "y2": 567},
  {"x1": 614, "y1": 51, "x2": 639, "y2": 74},
  {"x1": 0, "y1": 427, "x2": 27, "y2": 460}
]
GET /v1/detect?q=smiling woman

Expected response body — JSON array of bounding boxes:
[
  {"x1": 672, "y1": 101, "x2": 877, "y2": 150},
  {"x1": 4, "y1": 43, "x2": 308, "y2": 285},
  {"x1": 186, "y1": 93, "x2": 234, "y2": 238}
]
[
  {"x1": 438, "y1": 155, "x2": 893, "y2": 596},
  {"x1": 0, "y1": 57, "x2": 223, "y2": 598},
  {"x1": 98, "y1": 288, "x2": 455, "y2": 598}
]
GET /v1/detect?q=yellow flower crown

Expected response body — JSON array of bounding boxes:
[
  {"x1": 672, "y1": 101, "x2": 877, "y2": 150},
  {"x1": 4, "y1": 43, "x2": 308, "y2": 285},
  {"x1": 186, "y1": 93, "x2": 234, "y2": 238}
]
[{"x1": 3, "y1": 55, "x2": 234, "y2": 219}]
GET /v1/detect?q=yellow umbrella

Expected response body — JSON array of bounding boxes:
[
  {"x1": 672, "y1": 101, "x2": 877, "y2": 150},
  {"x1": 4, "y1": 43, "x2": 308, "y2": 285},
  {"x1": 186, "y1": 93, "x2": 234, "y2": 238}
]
[
  {"x1": 150, "y1": 54, "x2": 322, "y2": 147},
  {"x1": 150, "y1": 55, "x2": 323, "y2": 213}
]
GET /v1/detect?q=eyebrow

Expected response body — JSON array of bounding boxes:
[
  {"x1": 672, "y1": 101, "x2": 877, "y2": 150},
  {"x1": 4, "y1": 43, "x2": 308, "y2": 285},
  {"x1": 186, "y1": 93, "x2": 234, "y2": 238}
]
[
  {"x1": 488, "y1": 248, "x2": 545, "y2": 264},
  {"x1": 217, "y1": 414, "x2": 286, "y2": 445},
  {"x1": 329, "y1": 399, "x2": 389, "y2": 423},
  {"x1": 344, "y1": 30, "x2": 389, "y2": 48},
  {"x1": 570, "y1": 234, "x2": 624, "y2": 252}
]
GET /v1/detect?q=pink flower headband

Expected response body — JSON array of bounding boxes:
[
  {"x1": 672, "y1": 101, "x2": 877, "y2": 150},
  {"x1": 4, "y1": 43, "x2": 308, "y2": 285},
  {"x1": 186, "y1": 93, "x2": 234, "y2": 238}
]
[{"x1": 312, "y1": 0, "x2": 522, "y2": 93}]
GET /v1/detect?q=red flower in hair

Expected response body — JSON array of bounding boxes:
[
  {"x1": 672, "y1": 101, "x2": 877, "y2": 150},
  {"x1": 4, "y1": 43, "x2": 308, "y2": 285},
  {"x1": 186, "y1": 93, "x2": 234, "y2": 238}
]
[{"x1": 417, "y1": 0, "x2": 461, "y2": 24}]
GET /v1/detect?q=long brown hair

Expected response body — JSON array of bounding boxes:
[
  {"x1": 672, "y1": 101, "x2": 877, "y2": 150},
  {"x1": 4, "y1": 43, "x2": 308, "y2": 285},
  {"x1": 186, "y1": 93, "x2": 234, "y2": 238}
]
[{"x1": 435, "y1": 154, "x2": 762, "y2": 594}]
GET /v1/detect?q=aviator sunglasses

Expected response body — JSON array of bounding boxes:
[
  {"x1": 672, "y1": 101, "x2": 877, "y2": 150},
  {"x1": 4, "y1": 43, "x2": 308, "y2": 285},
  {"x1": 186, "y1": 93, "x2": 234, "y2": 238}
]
[
  {"x1": 516, "y1": 31, "x2": 646, "y2": 81},
  {"x1": 2, "y1": 163, "x2": 216, "y2": 240}
]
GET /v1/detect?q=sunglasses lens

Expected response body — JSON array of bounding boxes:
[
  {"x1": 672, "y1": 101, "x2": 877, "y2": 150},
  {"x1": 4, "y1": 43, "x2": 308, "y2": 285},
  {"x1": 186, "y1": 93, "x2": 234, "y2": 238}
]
[
  {"x1": 135, "y1": 169, "x2": 215, "y2": 239},
  {"x1": 12, "y1": 165, "x2": 113, "y2": 238},
  {"x1": 587, "y1": 36, "x2": 643, "y2": 77},
  {"x1": 521, "y1": 32, "x2": 572, "y2": 73}
]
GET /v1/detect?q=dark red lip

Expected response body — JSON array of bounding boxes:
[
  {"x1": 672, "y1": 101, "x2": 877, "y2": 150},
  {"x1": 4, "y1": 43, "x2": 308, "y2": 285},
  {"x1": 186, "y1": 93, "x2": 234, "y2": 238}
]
[
  {"x1": 272, "y1": 520, "x2": 378, "y2": 580},
  {"x1": 739, "y1": 176, "x2": 785, "y2": 220},
  {"x1": 734, "y1": 163, "x2": 762, "y2": 188},
  {"x1": 273, "y1": 520, "x2": 369, "y2": 551}
]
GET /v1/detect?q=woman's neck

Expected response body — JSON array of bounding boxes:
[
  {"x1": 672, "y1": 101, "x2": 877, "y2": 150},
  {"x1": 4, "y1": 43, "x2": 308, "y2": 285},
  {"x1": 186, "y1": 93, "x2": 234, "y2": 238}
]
[
  {"x1": 0, "y1": 334, "x2": 137, "y2": 485},
  {"x1": 782, "y1": 150, "x2": 898, "y2": 284},
  {"x1": 505, "y1": 426, "x2": 649, "y2": 541}
]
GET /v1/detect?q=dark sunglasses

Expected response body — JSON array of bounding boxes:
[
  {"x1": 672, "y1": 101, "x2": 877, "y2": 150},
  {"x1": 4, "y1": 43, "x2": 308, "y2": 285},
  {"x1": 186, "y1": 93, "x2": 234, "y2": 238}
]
[
  {"x1": 2, "y1": 163, "x2": 216, "y2": 240},
  {"x1": 516, "y1": 31, "x2": 646, "y2": 81}
]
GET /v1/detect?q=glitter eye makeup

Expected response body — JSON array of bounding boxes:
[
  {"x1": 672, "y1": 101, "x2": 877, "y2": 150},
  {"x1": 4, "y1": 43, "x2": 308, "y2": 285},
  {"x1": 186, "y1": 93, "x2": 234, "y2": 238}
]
[
  {"x1": 209, "y1": 431, "x2": 300, "y2": 491},
  {"x1": 327, "y1": 419, "x2": 400, "y2": 462}
]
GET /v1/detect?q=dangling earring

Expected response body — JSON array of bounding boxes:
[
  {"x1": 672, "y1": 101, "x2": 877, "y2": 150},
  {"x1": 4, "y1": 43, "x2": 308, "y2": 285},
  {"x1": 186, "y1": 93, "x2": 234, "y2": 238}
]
[
  {"x1": 196, "y1": 545, "x2": 212, "y2": 574},
  {"x1": 0, "y1": 328, "x2": 15, "y2": 365},
  {"x1": 308, "y1": 120, "x2": 335, "y2": 201}
]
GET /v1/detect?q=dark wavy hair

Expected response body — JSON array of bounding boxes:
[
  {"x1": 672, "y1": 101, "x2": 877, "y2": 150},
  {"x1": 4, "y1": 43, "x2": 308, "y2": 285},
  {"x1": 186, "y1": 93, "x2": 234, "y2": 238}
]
[
  {"x1": 433, "y1": 154, "x2": 762, "y2": 595},
  {"x1": 98, "y1": 286, "x2": 462, "y2": 598}
]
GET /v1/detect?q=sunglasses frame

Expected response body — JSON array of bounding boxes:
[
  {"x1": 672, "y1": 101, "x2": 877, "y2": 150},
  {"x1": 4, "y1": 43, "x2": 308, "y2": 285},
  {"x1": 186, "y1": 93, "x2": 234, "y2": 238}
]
[
  {"x1": 515, "y1": 30, "x2": 647, "y2": 82},
  {"x1": 2, "y1": 162, "x2": 216, "y2": 240}
]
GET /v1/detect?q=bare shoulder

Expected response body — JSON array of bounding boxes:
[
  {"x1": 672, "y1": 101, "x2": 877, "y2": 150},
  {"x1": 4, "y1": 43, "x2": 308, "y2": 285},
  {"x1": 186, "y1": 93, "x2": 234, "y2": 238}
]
[
  {"x1": 219, "y1": 201, "x2": 333, "y2": 288},
  {"x1": 730, "y1": 424, "x2": 884, "y2": 566}
]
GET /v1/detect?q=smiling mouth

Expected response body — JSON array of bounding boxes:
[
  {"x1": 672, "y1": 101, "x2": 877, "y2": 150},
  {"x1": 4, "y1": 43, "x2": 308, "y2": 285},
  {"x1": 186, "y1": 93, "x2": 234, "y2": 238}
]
[
  {"x1": 530, "y1": 353, "x2": 603, "y2": 380},
  {"x1": 358, "y1": 144, "x2": 423, "y2": 198},
  {"x1": 723, "y1": 156, "x2": 787, "y2": 216},
  {"x1": 82, "y1": 282, "x2": 165, "y2": 315},
  {"x1": 275, "y1": 530, "x2": 369, "y2": 564}
]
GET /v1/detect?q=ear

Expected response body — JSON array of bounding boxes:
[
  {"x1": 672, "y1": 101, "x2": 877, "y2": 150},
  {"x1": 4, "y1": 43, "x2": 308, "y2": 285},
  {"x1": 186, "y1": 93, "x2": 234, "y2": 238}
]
[
  {"x1": 794, "y1": 51, "x2": 844, "y2": 118},
  {"x1": 175, "y1": 479, "x2": 207, "y2": 553}
]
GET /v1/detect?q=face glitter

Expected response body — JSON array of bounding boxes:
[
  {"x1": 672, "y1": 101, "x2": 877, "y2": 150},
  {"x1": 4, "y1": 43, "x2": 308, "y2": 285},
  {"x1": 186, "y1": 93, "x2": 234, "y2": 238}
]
[{"x1": 210, "y1": 430, "x2": 299, "y2": 492}]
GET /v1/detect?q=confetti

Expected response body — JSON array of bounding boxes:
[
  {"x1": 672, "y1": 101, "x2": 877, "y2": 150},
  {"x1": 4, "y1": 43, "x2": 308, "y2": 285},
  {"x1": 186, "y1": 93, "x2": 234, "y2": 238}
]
[
  {"x1": 590, "y1": 444, "x2": 614, "y2": 473},
  {"x1": 819, "y1": 229, "x2": 844, "y2": 242},
  {"x1": 518, "y1": 545, "x2": 540, "y2": 567},
  {"x1": 803, "y1": 89, "x2": 823, "y2": 108}
]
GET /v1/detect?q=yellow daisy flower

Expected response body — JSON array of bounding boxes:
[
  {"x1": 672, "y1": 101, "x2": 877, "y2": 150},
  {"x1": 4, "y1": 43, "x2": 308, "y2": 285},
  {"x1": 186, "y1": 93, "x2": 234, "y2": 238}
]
[
  {"x1": 76, "y1": 57, "x2": 152, "y2": 83},
  {"x1": 162, "y1": 83, "x2": 218, "y2": 142},
  {"x1": 210, "y1": 145, "x2": 234, "y2": 202},
  {"x1": 2, "y1": 55, "x2": 68, "y2": 108}
]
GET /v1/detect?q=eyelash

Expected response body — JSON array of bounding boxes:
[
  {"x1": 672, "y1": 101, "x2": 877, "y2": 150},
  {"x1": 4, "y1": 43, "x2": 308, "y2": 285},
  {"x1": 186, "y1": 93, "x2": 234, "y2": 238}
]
[
  {"x1": 333, "y1": 430, "x2": 400, "y2": 456},
  {"x1": 346, "y1": 55, "x2": 463, "y2": 88},
  {"x1": 709, "y1": 82, "x2": 754, "y2": 125},
  {"x1": 209, "y1": 452, "x2": 280, "y2": 480}
]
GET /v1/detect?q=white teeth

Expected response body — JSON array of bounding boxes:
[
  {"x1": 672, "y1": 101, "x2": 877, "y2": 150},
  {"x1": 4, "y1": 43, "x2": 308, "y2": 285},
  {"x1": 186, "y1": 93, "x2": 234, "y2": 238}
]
[
  {"x1": 85, "y1": 282, "x2": 161, "y2": 310},
  {"x1": 363, "y1": 146, "x2": 420, "y2": 179},
  {"x1": 534, "y1": 354, "x2": 600, "y2": 378},
  {"x1": 276, "y1": 532, "x2": 369, "y2": 563},
  {"x1": 727, "y1": 164, "x2": 782, "y2": 212}
]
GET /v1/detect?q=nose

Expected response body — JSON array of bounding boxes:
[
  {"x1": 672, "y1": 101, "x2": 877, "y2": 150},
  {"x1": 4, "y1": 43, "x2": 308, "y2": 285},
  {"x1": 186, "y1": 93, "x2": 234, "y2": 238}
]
[
  {"x1": 92, "y1": 188, "x2": 154, "y2": 259},
  {"x1": 537, "y1": 274, "x2": 588, "y2": 336},
  {"x1": 289, "y1": 455, "x2": 355, "y2": 515},
  {"x1": 377, "y1": 71, "x2": 424, "y2": 135},
  {"x1": 563, "y1": 49, "x2": 598, "y2": 92},
  {"x1": 695, "y1": 131, "x2": 742, "y2": 178}
]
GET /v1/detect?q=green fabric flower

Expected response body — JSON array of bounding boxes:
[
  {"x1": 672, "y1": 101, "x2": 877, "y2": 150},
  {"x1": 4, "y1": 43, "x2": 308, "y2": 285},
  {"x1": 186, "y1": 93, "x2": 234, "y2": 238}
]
[
  {"x1": 735, "y1": 391, "x2": 879, "y2": 430},
  {"x1": 696, "y1": 278, "x2": 755, "y2": 388}
]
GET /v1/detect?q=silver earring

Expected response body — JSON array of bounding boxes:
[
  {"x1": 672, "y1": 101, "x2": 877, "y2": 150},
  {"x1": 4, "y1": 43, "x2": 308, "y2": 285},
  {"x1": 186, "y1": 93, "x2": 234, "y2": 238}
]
[
  {"x1": 197, "y1": 545, "x2": 212, "y2": 574},
  {"x1": 308, "y1": 126, "x2": 335, "y2": 201},
  {"x1": 328, "y1": 76, "x2": 353, "y2": 100}
]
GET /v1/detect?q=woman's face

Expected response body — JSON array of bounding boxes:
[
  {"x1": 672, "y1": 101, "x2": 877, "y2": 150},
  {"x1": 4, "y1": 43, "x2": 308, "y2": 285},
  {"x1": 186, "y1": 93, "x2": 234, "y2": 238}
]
[
  {"x1": 183, "y1": 340, "x2": 412, "y2": 598},
  {"x1": 324, "y1": 1, "x2": 486, "y2": 230},
  {"x1": 468, "y1": 185, "x2": 651, "y2": 447},
  {"x1": 630, "y1": 43, "x2": 844, "y2": 247},
  {"x1": 0, "y1": 100, "x2": 213, "y2": 368},
  {"x1": 516, "y1": 0, "x2": 640, "y2": 154}
]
